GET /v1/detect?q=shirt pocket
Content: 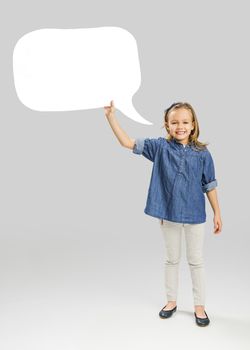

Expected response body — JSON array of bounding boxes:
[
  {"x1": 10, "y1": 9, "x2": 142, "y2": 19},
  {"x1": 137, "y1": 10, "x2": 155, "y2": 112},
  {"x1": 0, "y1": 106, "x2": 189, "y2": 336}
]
[{"x1": 188, "y1": 154, "x2": 203, "y2": 178}]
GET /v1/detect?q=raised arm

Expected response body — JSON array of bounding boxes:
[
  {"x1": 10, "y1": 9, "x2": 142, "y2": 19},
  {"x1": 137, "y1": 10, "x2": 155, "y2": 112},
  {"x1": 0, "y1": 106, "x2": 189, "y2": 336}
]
[{"x1": 104, "y1": 100, "x2": 135, "y2": 149}]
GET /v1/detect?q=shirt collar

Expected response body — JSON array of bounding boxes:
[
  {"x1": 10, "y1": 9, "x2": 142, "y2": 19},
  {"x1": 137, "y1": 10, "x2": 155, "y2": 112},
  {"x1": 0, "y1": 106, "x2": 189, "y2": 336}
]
[{"x1": 172, "y1": 138, "x2": 190, "y2": 147}]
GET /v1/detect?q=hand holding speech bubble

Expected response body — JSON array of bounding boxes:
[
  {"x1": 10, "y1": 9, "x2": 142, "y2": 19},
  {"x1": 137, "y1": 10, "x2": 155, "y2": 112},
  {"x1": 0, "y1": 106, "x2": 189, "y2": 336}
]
[{"x1": 13, "y1": 27, "x2": 153, "y2": 125}]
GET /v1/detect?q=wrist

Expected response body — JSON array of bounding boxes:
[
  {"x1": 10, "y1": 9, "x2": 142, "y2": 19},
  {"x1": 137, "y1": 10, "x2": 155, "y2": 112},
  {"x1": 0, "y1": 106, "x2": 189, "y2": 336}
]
[{"x1": 107, "y1": 113, "x2": 116, "y2": 120}]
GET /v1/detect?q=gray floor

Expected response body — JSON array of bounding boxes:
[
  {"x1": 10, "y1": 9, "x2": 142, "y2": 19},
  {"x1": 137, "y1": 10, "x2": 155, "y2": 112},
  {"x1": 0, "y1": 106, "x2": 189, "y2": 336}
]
[{"x1": 0, "y1": 224, "x2": 249, "y2": 350}]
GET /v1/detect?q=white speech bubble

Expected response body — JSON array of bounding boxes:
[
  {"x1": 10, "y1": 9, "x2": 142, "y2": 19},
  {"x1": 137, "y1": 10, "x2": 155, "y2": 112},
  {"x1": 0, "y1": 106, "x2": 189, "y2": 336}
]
[{"x1": 13, "y1": 27, "x2": 152, "y2": 125}]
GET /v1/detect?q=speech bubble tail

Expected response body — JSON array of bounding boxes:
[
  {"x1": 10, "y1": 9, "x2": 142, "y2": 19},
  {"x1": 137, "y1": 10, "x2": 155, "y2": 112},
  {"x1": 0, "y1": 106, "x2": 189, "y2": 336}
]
[{"x1": 117, "y1": 101, "x2": 153, "y2": 125}]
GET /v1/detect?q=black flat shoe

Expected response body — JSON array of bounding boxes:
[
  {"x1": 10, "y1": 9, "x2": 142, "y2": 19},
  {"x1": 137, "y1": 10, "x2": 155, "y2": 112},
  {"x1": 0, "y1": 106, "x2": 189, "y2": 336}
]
[
  {"x1": 159, "y1": 305, "x2": 177, "y2": 319},
  {"x1": 194, "y1": 311, "x2": 210, "y2": 327}
]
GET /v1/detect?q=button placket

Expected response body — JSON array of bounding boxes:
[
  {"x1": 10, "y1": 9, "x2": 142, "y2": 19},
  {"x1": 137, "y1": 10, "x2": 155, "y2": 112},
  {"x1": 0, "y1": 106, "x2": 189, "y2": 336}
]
[{"x1": 178, "y1": 147, "x2": 186, "y2": 173}]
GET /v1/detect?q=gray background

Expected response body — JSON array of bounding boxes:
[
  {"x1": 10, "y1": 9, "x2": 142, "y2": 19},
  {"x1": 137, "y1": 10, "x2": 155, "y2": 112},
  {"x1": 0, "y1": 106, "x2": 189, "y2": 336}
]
[{"x1": 1, "y1": 0, "x2": 249, "y2": 349}]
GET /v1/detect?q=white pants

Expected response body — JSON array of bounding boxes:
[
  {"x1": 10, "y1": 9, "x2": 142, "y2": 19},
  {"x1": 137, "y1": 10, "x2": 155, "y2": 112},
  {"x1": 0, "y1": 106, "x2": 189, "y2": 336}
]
[{"x1": 159, "y1": 219, "x2": 206, "y2": 306}]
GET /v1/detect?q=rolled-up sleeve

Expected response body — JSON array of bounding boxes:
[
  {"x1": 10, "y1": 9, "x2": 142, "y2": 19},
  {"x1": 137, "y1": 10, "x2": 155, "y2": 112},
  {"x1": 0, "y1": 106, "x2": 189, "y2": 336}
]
[
  {"x1": 201, "y1": 149, "x2": 218, "y2": 193},
  {"x1": 132, "y1": 138, "x2": 160, "y2": 162}
]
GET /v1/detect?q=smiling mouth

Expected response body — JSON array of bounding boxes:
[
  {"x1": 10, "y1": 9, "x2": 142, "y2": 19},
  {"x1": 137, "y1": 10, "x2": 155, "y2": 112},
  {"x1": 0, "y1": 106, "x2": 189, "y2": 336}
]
[{"x1": 176, "y1": 131, "x2": 186, "y2": 135}]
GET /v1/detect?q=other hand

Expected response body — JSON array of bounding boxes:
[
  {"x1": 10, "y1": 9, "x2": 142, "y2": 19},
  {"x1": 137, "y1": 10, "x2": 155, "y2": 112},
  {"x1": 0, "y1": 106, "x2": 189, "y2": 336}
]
[{"x1": 213, "y1": 214, "x2": 222, "y2": 234}]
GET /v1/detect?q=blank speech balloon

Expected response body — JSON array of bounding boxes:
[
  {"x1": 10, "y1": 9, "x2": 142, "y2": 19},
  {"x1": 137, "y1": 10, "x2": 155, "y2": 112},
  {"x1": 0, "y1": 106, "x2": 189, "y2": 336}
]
[{"x1": 12, "y1": 27, "x2": 153, "y2": 125}]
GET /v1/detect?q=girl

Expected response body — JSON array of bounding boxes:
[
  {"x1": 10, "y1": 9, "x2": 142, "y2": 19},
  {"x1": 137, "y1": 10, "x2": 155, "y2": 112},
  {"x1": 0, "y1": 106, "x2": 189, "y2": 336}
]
[{"x1": 104, "y1": 100, "x2": 222, "y2": 327}]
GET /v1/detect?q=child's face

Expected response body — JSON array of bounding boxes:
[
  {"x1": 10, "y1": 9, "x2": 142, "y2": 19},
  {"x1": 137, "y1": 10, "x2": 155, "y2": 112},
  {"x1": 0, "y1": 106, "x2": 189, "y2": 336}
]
[{"x1": 166, "y1": 108, "x2": 194, "y2": 144}]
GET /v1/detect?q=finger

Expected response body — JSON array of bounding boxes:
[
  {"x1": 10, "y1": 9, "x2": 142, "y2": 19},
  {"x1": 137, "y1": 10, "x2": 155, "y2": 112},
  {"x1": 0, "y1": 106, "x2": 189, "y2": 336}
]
[{"x1": 215, "y1": 225, "x2": 221, "y2": 234}]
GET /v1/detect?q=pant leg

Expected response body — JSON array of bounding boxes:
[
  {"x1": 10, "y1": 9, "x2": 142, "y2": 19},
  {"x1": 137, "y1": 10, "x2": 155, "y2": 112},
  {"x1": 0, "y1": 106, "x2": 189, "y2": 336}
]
[
  {"x1": 159, "y1": 219, "x2": 183, "y2": 302},
  {"x1": 184, "y1": 222, "x2": 206, "y2": 306}
]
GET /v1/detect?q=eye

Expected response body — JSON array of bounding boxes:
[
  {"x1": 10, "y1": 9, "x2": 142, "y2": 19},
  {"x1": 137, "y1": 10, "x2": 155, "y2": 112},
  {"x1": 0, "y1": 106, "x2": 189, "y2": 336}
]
[{"x1": 171, "y1": 121, "x2": 189, "y2": 124}]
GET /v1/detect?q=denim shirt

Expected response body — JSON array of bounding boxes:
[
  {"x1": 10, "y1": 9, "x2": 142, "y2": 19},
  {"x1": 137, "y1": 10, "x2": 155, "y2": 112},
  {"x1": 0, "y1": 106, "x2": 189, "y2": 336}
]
[{"x1": 132, "y1": 137, "x2": 218, "y2": 224}]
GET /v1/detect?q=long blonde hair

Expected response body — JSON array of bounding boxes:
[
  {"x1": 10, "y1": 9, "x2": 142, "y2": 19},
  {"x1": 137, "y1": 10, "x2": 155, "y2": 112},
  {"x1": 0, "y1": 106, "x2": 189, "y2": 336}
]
[{"x1": 161, "y1": 102, "x2": 208, "y2": 150}]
